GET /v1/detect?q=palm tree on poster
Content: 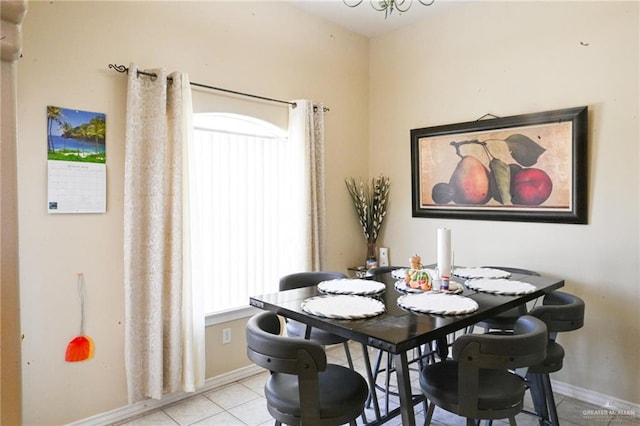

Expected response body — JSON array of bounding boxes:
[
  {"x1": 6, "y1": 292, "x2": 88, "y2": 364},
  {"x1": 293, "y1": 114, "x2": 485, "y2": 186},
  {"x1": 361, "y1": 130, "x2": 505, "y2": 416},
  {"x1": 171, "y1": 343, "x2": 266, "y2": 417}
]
[
  {"x1": 59, "y1": 122, "x2": 73, "y2": 151},
  {"x1": 86, "y1": 116, "x2": 105, "y2": 154},
  {"x1": 47, "y1": 106, "x2": 64, "y2": 153}
]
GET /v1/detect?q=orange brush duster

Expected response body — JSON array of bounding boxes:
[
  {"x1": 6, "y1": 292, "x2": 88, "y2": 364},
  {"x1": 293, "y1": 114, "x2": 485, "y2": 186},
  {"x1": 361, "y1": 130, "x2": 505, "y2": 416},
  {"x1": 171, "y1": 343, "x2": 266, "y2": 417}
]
[{"x1": 65, "y1": 273, "x2": 94, "y2": 362}]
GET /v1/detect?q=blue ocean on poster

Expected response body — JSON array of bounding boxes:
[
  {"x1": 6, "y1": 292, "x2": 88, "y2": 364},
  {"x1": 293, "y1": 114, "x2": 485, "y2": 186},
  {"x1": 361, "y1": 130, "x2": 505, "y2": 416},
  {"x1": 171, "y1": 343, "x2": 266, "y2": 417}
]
[{"x1": 50, "y1": 135, "x2": 105, "y2": 154}]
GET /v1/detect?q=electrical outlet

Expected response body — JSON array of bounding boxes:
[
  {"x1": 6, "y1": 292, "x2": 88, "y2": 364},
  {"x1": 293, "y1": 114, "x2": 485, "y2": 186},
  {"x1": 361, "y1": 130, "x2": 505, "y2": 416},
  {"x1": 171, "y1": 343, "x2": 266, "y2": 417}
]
[
  {"x1": 379, "y1": 247, "x2": 389, "y2": 266},
  {"x1": 222, "y1": 328, "x2": 232, "y2": 344}
]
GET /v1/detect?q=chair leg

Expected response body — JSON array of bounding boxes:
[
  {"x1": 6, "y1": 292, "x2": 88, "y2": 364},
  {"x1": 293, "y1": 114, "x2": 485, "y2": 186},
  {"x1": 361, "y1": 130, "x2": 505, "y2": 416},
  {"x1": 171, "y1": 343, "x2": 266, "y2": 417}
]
[
  {"x1": 527, "y1": 372, "x2": 549, "y2": 425},
  {"x1": 424, "y1": 401, "x2": 436, "y2": 425},
  {"x1": 365, "y1": 347, "x2": 394, "y2": 416},
  {"x1": 384, "y1": 352, "x2": 392, "y2": 415},
  {"x1": 420, "y1": 341, "x2": 436, "y2": 365},
  {"x1": 435, "y1": 336, "x2": 449, "y2": 359},
  {"x1": 542, "y1": 373, "x2": 560, "y2": 426},
  {"x1": 342, "y1": 341, "x2": 354, "y2": 370},
  {"x1": 416, "y1": 344, "x2": 425, "y2": 370},
  {"x1": 370, "y1": 348, "x2": 383, "y2": 383},
  {"x1": 508, "y1": 416, "x2": 517, "y2": 426}
]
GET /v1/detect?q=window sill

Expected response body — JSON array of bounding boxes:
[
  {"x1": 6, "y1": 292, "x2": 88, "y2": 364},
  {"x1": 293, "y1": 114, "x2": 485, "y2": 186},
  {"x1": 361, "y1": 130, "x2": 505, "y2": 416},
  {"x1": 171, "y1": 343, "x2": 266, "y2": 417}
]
[{"x1": 205, "y1": 305, "x2": 260, "y2": 327}]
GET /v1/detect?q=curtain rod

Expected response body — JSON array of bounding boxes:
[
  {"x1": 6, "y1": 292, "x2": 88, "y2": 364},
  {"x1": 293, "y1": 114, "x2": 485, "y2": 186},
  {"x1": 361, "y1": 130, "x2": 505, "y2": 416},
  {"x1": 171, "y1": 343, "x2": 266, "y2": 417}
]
[{"x1": 108, "y1": 64, "x2": 329, "y2": 112}]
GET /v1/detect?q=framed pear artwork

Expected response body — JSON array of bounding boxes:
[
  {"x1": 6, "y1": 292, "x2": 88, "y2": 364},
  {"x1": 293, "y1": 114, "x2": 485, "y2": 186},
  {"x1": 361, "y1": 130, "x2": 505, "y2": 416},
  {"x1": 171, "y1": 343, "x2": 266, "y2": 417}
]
[{"x1": 410, "y1": 106, "x2": 588, "y2": 224}]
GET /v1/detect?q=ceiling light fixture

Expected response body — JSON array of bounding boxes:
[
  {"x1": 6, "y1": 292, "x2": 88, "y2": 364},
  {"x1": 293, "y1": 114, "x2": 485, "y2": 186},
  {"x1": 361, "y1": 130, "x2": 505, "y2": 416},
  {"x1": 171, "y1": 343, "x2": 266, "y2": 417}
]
[{"x1": 343, "y1": 0, "x2": 435, "y2": 18}]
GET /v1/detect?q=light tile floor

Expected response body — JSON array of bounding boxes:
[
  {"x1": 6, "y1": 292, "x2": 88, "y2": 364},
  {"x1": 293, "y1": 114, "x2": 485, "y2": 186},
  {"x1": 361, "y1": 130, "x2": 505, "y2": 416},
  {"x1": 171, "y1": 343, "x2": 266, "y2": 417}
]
[{"x1": 117, "y1": 342, "x2": 638, "y2": 426}]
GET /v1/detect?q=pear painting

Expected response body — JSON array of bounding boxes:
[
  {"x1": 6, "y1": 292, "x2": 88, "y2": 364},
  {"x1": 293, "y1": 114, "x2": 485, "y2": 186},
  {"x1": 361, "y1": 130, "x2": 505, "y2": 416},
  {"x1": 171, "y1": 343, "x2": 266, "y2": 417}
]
[
  {"x1": 412, "y1": 107, "x2": 587, "y2": 223},
  {"x1": 430, "y1": 135, "x2": 553, "y2": 207}
]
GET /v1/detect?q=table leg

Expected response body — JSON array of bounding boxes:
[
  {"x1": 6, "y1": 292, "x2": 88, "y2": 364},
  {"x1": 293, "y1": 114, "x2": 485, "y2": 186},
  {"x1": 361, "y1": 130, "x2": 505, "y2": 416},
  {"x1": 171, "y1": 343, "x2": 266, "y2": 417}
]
[
  {"x1": 393, "y1": 351, "x2": 415, "y2": 426},
  {"x1": 360, "y1": 344, "x2": 381, "y2": 421}
]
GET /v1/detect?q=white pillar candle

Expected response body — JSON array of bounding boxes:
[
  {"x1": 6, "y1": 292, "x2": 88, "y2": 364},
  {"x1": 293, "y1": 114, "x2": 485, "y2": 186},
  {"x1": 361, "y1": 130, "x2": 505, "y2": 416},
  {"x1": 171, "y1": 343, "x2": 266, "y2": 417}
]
[{"x1": 437, "y1": 228, "x2": 451, "y2": 277}]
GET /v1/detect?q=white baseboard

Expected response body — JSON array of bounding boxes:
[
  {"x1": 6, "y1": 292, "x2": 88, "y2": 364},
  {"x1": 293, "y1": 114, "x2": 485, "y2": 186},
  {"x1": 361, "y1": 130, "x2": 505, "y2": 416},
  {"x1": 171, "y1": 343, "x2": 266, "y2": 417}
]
[
  {"x1": 66, "y1": 364, "x2": 264, "y2": 426},
  {"x1": 551, "y1": 378, "x2": 640, "y2": 413},
  {"x1": 68, "y1": 370, "x2": 639, "y2": 426}
]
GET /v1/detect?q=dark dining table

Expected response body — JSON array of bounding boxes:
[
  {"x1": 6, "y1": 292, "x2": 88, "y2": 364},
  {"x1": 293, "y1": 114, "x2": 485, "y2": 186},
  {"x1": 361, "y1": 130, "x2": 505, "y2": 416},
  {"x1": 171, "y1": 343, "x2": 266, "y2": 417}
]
[{"x1": 249, "y1": 266, "x2": 564, "y2": 426}]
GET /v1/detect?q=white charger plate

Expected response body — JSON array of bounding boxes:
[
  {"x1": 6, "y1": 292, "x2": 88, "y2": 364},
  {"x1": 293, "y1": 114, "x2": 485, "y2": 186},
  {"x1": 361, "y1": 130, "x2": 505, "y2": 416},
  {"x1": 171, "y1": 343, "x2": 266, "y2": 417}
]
[
  {"x1": 317, "y1": 278, "x2": 385, "y2": 296},
  {"x1": 465, "y1": 278, "x2": 536, "y2": 295},
  {"x1": 453, "y1": 267, "x2": 511, "y2": 279},
  {"x1": 301, "y1": 295, "x2": 385, "y2": 319},
  {"x1": 397, "y1": 293, "x2": 479, "y2": 315},
  {"x1": 391, "y1": 268, "x2": 408, "y2": 279}
]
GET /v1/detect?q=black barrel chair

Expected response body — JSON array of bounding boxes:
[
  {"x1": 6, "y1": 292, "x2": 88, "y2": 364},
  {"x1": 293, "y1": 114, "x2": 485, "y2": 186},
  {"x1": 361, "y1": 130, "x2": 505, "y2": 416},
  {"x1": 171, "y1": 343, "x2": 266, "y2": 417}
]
[
  {"x1": 279, "y1": 272, "x2": 354, "y2": 368},
  {"x1": 420, "y1": 315, "x2": 548, "y2": 426},
  {"x1": 525, "y1": 291, "x2": 585, "y2": 426},
  {"x1": 246, "y1": 311, "x2": 369, "y2": 426}
]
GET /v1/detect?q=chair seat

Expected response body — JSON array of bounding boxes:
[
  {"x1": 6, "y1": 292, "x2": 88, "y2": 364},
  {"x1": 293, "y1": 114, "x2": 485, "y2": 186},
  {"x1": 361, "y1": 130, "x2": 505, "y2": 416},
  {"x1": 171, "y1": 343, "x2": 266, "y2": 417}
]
[
  {"x1": 420, "y1": 360, "x2": 526, "y2": 411},
  {"x1": 266, "y1": 364, "x2": 369, "y2": 420},
  {"x1": 286, "y1": 320, "x2": 348, "y2": 345},
  {"x1": 528, "y1": 341, "x2": 565, "y2": 374}
]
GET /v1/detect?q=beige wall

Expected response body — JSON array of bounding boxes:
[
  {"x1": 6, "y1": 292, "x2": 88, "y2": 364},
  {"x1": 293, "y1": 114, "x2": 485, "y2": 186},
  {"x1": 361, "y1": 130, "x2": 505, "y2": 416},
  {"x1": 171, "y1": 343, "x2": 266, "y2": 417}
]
[
  {"x1": 369, "y1": 0, "x2": 639, "y2": 406},
  {"x1": 15, "y1": 0, "x2": 640, "y2": 424},
  {"x1": 17, "y1": 2, "x2": 368, "y2": 424}
]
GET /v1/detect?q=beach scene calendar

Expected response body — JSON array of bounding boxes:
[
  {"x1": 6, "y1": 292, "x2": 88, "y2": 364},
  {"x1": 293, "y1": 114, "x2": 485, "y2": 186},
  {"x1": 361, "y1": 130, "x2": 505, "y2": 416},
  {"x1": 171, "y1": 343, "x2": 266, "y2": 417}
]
[{"x1": 47, "y1": 106, "x2": 106, "y2": 214}]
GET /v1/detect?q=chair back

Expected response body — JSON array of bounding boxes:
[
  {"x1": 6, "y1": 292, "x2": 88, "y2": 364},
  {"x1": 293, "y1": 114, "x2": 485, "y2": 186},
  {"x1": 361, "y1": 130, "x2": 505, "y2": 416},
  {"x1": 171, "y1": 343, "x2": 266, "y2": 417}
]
[
  {"x1": 453, "y1": 315, "x2": 547, "y2": 417},
  {"x1": 279, "y1": 271, "x2": 347, "y2": 291},
  {"x1": 246, "y1": 311, "x2": 327, "y2": 375},
  {"x1": 454, "y1": 315, "x2": 548, "y2": 370},
  {"x1": 365, "y1": 266, "x2": 403, "y2": 277},
  {"x1": 529, "y1": 291, "x2": 585, "y2": 335},
  {"x1": 247, "y1": 311, "x2": 339, "y2": 423}
]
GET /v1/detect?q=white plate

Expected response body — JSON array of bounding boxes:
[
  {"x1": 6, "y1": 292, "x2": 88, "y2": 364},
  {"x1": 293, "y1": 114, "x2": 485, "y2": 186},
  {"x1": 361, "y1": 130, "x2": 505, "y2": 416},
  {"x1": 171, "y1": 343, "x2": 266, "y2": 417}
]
[
  {"x1": 394, "y1": 280, "x2": 463, "y2": 295},
  {"x1": 397, "y1": 293, "x2": 479, "y2": 315},
  {"x1": 391, "y1": 268, "x2": 408, "y2": 279},
  {"x1": 453, "y1": 267, "x2": 511, "y2": 279},
  {"x1": 301, "y1": 295, "x2": 385, "y2": 319},
  {"x1": 317, "y1": 278, "x2": 385, "y2": 296},
  {"x1": 465, "y1": 278, "x2": 536, "y2": 295}
]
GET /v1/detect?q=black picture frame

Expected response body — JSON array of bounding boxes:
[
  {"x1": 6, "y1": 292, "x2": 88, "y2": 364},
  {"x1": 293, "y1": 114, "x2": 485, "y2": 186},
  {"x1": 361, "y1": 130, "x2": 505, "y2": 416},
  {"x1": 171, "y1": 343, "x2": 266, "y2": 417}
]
[{"x1": 410, "y1": 106, "x2": 588, "y2": 224}]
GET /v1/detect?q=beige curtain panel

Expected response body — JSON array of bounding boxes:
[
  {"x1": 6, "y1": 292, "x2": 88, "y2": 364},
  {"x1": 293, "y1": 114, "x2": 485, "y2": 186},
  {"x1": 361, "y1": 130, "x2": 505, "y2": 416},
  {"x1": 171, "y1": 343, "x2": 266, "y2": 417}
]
[
  {"x1": 288, "y1": 100, "x2": 327, "y2": 271},
  {"x1": 123, "y1": 64, "x2": 203, "y2": 403}
]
